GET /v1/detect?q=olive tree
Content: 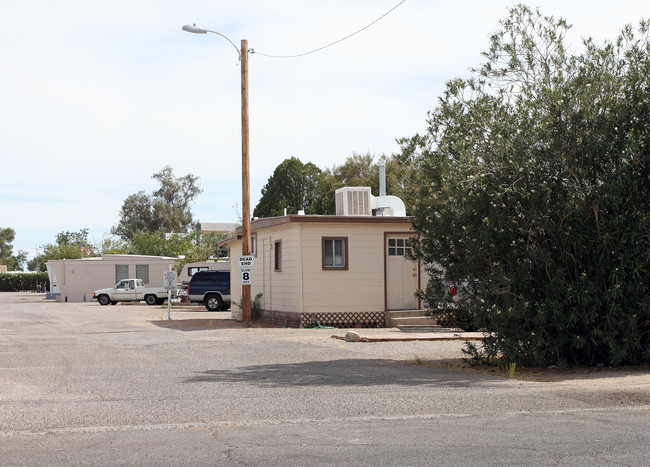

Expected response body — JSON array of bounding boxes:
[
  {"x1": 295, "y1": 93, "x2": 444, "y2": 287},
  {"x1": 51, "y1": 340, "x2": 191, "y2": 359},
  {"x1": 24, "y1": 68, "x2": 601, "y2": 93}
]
[
  {"x1": 398, "y1": 5, "x2": 650, "y2": 367},
  {"x1": 112, "y1": 166, "x2": 202, "y2": 240}
]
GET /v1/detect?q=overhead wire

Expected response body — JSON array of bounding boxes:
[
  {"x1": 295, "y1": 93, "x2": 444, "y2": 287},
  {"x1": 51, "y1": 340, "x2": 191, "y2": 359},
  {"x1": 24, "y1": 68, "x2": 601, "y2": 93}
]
[{"x1": 250, "y1": 0, "x2": 407, "y2": 59}]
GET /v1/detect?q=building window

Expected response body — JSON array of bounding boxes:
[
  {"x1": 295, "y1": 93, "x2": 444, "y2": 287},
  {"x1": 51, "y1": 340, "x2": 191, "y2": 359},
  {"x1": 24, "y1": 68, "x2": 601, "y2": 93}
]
[
  {"x1": 323, "y1": 237, "x2": 348, "y2": 270},
  {"x1": 135, "y1": 264, "x2": 150, "y2": 284},
  {"x1": 274, "y1": 240, "x2": 282, "y2": 271},
  {"x1": 388, "y1": 238, "x2": 412, "y2": 257},
  {"x1": 251, "y1": 234, "x2": 257, "y2": 256},
  {"x1": 115, "y1": 264, "x2": 129, "y2": 283},
  {"x1": 188, "y1": 266, "x2": 209, "y2": 277}
]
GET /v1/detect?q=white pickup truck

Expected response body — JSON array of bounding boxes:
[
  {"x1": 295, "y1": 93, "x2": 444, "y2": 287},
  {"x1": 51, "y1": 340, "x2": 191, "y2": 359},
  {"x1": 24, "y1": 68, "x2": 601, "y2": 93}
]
[{"x1": 93, "y1": 279, "x2": 172, "y2": 306}]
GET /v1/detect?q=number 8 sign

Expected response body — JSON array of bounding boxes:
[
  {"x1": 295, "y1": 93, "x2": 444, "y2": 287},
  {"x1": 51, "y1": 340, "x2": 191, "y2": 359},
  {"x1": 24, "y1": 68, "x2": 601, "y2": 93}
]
[{"x1": 240, "y1": 268, "x2": 252, "y2": 285}]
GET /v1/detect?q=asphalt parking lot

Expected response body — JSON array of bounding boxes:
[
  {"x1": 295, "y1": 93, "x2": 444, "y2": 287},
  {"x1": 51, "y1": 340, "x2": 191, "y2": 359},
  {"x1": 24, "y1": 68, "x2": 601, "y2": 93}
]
[{"x1": 2, "y1": 292, "x2": 650, "y2": 466}]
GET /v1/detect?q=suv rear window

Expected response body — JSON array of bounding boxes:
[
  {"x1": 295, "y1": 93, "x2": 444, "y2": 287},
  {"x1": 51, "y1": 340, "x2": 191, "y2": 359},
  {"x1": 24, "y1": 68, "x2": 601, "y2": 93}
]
[{"x1": 188, "y1": 271, "x2": 230, "y2": 291}]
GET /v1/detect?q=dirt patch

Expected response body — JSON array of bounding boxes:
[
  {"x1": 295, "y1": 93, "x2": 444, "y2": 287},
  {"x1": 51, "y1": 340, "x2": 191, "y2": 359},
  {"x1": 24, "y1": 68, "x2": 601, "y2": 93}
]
[{"x1": 418, "y1": 358, "x2": 650, "y2": 384}]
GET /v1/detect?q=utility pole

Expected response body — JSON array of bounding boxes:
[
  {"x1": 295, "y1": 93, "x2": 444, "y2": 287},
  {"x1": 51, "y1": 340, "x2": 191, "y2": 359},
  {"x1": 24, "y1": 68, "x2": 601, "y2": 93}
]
[
  {"x1": 182, "y1": 26, "x2": 252, "y2": 325},
  {"x1": 240, "y1": 39, "x2": 251, "y2": 325}
]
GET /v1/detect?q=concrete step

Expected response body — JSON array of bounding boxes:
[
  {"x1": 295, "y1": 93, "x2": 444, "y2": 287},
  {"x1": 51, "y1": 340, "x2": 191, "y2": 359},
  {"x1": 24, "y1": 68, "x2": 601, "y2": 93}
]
[
  {"x1": 387, "y1": 309, "x2": 427, "y2": 319},
  {"x1": 397, "y1": 324, "x2": 446, "y2": 333},
  {"x1": 388, "y1": 315, "x2": 437, "y2": 328}
]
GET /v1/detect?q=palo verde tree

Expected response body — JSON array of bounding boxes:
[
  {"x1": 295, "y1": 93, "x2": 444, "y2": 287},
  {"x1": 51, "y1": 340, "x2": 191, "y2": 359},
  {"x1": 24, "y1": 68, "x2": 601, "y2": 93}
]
[
  {"x1": 398, "y1": 5, "x2": 650, "y2": 367},
  {"x1": 112, "y1": 166, "x2": 203, "y2": 240}
]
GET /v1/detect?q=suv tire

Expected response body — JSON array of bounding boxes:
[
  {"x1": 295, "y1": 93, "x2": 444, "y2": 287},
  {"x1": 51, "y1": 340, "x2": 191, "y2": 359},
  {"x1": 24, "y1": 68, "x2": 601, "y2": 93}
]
[{"x1": 205, "y1": 294, "x2": 223, "y2": 311}]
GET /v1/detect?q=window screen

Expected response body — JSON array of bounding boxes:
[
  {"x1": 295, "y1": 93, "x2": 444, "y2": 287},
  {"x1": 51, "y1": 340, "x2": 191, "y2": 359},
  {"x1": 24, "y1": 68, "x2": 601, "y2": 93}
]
[
  {"x1": 135, "y1": 264, "x2": 150, "y2": 284},
  {"x1": 115, "y1": 264, "x2": 129, "y2": 283}
]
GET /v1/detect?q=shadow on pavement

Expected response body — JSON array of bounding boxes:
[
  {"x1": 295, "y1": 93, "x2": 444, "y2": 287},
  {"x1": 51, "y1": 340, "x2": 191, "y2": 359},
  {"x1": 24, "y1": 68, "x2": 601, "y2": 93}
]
[{"x1": 182, "y1": 358, "x2": 503, "y2": 388}]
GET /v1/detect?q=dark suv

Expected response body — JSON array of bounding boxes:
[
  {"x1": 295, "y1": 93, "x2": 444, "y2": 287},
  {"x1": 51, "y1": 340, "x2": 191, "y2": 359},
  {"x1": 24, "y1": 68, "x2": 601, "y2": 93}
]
[{"x1": 187, "y1": 270, "x2": 231, "y2": 311}]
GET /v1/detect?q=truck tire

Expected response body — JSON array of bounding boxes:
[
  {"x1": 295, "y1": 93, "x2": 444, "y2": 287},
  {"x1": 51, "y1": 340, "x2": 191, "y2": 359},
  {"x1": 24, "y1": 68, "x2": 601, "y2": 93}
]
[
  {"x1": 145, "y1": 295, "x2": 158, "y2": 306},
  {"x1": 98, "y1": 295, "x2": 110, "y2": 306},
  {"x1": 205, "y1": 294, "x2": 223, "y2": 311}
]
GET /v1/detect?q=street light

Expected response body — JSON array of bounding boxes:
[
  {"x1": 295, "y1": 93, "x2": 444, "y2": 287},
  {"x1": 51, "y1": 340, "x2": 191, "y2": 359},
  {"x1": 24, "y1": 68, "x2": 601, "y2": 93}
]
[{"x1": 183, "y1": 23, "x2": 252, "y2": 325}]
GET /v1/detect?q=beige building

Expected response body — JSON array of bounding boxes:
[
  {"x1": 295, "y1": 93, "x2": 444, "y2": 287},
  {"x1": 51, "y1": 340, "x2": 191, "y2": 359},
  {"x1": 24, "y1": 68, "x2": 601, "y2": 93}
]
[
  {"x1": 222, "y1": 212, "x2": 427, "y2": 328},
  {"x1": 46, "y1": 255, "x2": 177, "y2": 303}
]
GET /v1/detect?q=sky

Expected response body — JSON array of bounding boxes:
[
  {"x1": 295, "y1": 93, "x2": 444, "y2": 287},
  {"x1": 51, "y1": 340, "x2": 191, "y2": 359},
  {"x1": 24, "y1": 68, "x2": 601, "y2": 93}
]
[{"x1": 1, "y1": 0, "x2": 648, "y2": 263}]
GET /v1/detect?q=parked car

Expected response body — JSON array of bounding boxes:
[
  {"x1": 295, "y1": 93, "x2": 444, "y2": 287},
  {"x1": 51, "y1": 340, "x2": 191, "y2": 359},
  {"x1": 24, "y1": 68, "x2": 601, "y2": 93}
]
[
  {"x1": 93, "y1": 279, "x2": 171, "y2": 306},
  {"x1": 187, "y1": 270, "x2": 231, "y2": 311}
]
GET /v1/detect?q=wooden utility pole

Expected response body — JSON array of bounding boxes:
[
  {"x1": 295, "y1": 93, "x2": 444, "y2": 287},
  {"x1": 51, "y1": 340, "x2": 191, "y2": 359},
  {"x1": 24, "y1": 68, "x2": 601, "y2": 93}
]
[
  {"x1": 180, "y1": 27, "x2": 251, "y2": 324},
  {"x1": 240, "y1": 39, "x2": 251, "y2": 325}
]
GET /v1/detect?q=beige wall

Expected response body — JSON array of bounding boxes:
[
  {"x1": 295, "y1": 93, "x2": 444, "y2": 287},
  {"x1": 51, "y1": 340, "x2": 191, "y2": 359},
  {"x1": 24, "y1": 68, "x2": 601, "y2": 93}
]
[
  {"x1": 228, "y1": 224, "x2": 303, "y2": 314},
  {"x1": 227, "y1": 219, "x2": 424, "y2": 314},
  {"x1": 228, "y1": 242, "x2": 242, "y2": 316},
  {"x1": 47, "y1": 256, "x2": 177, "y2": 303},
  {"x1": 301, "y1": 223, "x2": 387, "y2": 313}
]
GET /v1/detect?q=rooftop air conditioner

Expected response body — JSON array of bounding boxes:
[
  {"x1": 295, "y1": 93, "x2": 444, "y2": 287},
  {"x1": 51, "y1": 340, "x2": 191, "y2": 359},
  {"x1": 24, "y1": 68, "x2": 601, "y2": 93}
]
[{"x1": 335, "y1": 187, "x2": 372, "y2": 216}]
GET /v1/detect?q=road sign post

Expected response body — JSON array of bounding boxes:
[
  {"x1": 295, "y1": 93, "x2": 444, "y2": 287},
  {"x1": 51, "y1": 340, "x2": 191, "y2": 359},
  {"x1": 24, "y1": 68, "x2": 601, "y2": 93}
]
[{"x1": 163, "y1": 269, "x2": 177, "y2": 321}]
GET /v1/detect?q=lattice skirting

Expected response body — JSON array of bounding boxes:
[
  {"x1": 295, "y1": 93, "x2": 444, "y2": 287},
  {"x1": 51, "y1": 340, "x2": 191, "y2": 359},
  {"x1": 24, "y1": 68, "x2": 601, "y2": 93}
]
[
  {"x1": 433, "y1": 312, "x2": 453, "y2": 327},
  {"x1": 257, "y1": 310, "x2": 387, "y2": 328},
  {"x1": 300, "y1": 311, "x2": 386, "y2": 328}
]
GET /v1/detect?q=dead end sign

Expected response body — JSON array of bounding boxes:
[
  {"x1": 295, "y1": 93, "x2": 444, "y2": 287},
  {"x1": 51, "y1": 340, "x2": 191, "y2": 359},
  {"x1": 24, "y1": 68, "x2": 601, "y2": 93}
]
[{"x1": 237, "y1": 255, "x2": 254, "y2": 268}]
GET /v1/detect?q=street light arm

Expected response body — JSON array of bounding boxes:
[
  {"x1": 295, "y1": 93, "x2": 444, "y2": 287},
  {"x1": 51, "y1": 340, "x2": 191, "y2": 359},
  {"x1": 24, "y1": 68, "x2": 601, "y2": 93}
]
[
  {"x1": 182, "y1": 23, "x2": 251, "y2": 325},
  {"x1": 182, "y1": 24, "x2": 242, "y2": 60}
]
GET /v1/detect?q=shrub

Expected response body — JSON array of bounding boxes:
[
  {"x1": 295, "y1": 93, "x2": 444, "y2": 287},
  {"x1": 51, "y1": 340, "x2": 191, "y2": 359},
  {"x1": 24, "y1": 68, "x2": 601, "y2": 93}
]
[
  {"x1": 399, "y1": 6, "x2": 650, "y2": 366},
  {"x1": 0, "y1": 272, "x2": 50, "y2": 292}
]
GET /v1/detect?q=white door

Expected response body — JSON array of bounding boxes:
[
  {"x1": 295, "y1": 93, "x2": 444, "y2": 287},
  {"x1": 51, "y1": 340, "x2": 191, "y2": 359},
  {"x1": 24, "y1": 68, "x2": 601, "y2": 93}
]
[{"x1": 386, "y1": 236, "x2": 418, "y2": 310}]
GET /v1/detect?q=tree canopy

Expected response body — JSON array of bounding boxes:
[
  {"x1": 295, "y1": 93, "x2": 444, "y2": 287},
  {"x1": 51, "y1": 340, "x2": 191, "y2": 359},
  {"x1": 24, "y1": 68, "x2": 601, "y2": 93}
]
[
  {"x1": 398, "y1": 5, "x2": 650, "y2": 367},
  {"x1": 0, "y1": 227, "x2": 27, "y2": 271},
  {"x1": 28, "y1": 229, "x2": 92, "y2": 271},
  {"x1": 100, "y1": 229, "x2": 228, "y2": 273},
  {"x1": 112, "y1": 166, "x2": 203, "y2": 240},
  {"x1": 253, "y1": 157, "x2": 331, "y2": 217},
  {"x1": 254, "y1": 154, "x2": 407, "y2": 217}
]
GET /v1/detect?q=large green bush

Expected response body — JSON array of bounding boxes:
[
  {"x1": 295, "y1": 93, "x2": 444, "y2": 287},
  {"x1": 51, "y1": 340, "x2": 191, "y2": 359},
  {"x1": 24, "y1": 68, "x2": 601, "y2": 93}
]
[
  {"x1": 399, "y1": 6, "x2": 650, "y2": 367},
  {"x1": 0, "y1": 272, "x2": 50, "y2": 292}
]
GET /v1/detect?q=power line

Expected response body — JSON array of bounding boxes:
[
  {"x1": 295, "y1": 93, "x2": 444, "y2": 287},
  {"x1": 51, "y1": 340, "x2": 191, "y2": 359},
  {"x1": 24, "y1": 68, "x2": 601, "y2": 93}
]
[{"x1": 250, "y1": 0, "x2": 407, "y2": 59}]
